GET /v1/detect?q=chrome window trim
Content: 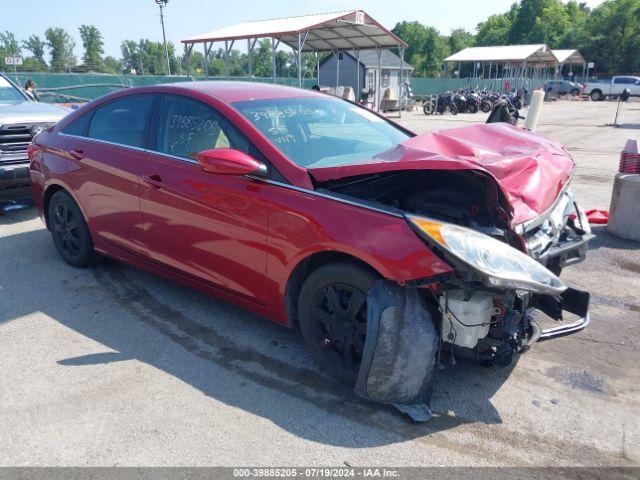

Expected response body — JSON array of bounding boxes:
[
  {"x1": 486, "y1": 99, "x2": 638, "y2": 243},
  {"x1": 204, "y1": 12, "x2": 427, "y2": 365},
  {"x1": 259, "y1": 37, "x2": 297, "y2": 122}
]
[
  {"x1": 59, "y1": 132, "x2": 198, "y2": 164},
  {"x1": 59, "y1": 133, "x2": 403, "y2": 219}
]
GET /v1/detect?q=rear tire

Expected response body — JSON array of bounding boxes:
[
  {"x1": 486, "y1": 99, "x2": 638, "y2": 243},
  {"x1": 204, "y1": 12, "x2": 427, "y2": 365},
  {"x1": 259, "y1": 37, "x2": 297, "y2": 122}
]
[
  {"x1": 298, "y1": 262, "x2": 377, "y2": 386},
  {"x1": 48, "y1": 190, "x2": 97, "y2": 267},
  {"x1": 590, "y1": 90, "x2": 603, "y2": 101},
  {"x1": 480, "y1": 101, "x2": 491, "y2": 113},
  {"x1": 449, "y1": 104, "x2": 458, "y2": 115}
]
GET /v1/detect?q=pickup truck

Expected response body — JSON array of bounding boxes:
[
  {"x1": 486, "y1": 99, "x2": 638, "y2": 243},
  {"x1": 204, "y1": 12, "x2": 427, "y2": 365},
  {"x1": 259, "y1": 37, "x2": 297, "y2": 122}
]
[
  {"x1": 583, "y1": 75, "x2": 640, "y2": 101},
  {"x1": 0, "y1": 73, "x2": 68, "y2": 199}
]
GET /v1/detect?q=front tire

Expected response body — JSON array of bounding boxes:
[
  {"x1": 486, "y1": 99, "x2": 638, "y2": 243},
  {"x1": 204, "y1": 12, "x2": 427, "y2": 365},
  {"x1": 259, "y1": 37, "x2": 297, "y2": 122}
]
[
  {"x1": 449, "y1": 104, "x2": 458, "y2": 115},
  {"x1": 298, "y1": 262, "x2": 377, "y2": 386},
  {"x1": 48, "y1": 190, "x2": 97, "y2": 267}
]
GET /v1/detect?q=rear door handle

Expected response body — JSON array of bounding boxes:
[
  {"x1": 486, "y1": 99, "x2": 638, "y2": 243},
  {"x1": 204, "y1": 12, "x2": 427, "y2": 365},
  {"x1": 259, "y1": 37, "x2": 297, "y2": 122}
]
[
  {"x1": 69, "y1": 147, "x2": 85, "y2": 160},
  {"x1": 141, "y1": 174, "x2": 166, "y2": 189}
]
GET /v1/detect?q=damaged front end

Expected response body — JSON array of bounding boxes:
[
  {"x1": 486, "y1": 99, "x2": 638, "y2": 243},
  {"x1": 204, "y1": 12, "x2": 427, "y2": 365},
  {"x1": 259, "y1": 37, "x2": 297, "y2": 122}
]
[
  {"x1": 355, "y1": 211, "x2": 590, "y2": 421},
  {"x1": 517, "y1": 187, "x2": 593, "y2": 275},
  {"x1": 406, "y1": 214, "x2": 590, "y2": 364},
  {"x1": 310, "y1": 124, "x2": 593, "y2": 420}
]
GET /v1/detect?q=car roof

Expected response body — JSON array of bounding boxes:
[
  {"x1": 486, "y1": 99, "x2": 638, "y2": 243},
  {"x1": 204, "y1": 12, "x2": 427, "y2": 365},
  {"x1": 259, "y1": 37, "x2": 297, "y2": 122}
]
[{"x1": 144, "y1": 81, "x2": 321, "y2": 104}]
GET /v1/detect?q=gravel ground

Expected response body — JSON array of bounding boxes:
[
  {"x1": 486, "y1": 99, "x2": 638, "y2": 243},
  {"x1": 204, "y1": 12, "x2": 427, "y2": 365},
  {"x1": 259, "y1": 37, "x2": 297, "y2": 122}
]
[{"x1": 0, "y1": 98, "x2": 638, "y2": 467}]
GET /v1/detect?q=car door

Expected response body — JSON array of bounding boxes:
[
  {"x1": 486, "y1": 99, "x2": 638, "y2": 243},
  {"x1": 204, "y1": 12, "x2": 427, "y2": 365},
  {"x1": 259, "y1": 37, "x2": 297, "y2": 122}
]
[
  {"x1": 139, "y1": 94, "x2": 270, "y2": 304},
  {"x1": 611, "y1": 77, "x2": 630, "y2": 95},
  {"x1": 61, "y1": 94, "x2": 156, "y2": 257}
]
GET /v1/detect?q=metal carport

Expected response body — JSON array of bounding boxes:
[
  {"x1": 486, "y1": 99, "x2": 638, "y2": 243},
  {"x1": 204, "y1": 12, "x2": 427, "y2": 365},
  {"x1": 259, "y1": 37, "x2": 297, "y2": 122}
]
[
  {"x1": 444, "y1": 44, "x2": 560, "y2": 92},
  {"x1": 552, "y1": 49, "x2": 587, "y2": 82},
  {"x1": 181, "y1": 10, "x2": 407, "y2": 111}
]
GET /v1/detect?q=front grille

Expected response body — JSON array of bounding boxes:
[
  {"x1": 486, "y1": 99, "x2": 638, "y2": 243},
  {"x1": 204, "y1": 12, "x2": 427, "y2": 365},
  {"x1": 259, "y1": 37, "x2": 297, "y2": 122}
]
[{"x1": 0, "y1": 123, "x2": 43, "y2": 163}]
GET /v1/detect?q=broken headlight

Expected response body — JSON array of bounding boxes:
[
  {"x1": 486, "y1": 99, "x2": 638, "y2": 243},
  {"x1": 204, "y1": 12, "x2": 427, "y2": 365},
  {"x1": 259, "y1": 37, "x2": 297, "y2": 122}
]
[{"x1": 407, "y1": 215, "x2": 566, "y2": 296}]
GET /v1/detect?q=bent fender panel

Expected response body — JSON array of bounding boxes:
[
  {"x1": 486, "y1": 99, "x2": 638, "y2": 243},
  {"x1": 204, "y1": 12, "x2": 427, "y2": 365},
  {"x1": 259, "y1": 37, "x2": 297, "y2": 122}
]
[{"x1": 267, "y1": 184, "x2": 453, "y2": 312}]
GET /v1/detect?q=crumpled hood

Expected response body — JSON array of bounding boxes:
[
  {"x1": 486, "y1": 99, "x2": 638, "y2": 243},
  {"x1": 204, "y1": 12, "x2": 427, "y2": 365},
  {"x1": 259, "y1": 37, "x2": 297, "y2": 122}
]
[{"x1": 309, "y1": 123, "x2": 574, "y2": 225}]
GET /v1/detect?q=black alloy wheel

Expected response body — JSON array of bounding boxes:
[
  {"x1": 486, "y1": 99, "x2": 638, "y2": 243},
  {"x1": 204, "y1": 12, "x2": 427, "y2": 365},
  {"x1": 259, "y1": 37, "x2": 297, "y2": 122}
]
[
  {"x1": 298, "y1": 262, "x2": 376, "y2": 385},
  {"x1": 52, "y1": 202, "x2": 81, "y2": 258},
  {"x1": 48, "y1": 191, "x2": 97, "y2": 267}
]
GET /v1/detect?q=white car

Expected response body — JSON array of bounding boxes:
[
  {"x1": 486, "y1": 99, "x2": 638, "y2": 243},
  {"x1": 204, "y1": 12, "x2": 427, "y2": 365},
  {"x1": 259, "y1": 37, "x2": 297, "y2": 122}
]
[{"x1": 583, "y1": 76, "x2": 640, "y2": 101}]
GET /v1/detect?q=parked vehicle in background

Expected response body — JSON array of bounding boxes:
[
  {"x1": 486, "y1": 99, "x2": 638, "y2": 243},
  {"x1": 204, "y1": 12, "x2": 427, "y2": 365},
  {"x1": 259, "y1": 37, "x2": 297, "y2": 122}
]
[
  {"x1": 0, "y1": 73, "x2": 68, "y2": 199},
  {"x1": 545, "y1": 80, "x2": 583, "y2": 96},
  {"x1": 434, "y1": 91, "x2": 458, "y2": 115},
  {"x1": 30, "y1": 82, "x2": 591, "y2": 388},
  {"x1": 583, "y1": 76, "x2": 640, "y2": 101}
]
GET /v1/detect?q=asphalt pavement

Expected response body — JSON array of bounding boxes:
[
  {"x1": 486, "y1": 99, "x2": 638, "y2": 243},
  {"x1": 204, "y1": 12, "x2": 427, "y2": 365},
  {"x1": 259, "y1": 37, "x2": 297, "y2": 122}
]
[{"x1": 1, "y1": 99, "x2": 638, "y2": 466}]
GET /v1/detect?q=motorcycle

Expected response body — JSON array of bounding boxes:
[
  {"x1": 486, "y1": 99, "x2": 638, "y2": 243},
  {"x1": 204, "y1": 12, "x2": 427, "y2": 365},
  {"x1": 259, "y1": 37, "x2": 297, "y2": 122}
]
[
  {"x1": 486, "y1": 98, "x2": 524, "y2": 126},
  {"x1": 436, "y1": 91, "x2": 458, "y2": 115}
]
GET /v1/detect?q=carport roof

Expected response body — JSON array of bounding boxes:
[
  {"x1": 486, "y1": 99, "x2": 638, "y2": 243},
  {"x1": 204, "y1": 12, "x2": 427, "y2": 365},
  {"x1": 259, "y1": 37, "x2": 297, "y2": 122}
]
[
  {"x1": 552, "y1": 49, "x2": 586, "y2": 65},
  {"x1": 444, "y1": 44, "x2": 558, "y2": 64},
  {"x1": 181, "y1": 10, "x2": 407, "y2": 51}
]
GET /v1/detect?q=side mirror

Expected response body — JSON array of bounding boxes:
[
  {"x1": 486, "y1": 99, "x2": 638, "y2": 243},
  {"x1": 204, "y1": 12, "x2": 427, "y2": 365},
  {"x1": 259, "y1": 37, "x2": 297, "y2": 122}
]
[
  {"x1": 197, "y1": 148, "x2": 267, "y2": 177},
  {"x1": 621, "y1": 88, "x2": 631, "y2": 102}
]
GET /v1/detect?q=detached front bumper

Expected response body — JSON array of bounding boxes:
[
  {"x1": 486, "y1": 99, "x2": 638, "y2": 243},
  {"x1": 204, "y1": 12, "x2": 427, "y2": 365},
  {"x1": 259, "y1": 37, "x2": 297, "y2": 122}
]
[{"x1": 530, "y1": 286, "x2": 591, "y2": 341}]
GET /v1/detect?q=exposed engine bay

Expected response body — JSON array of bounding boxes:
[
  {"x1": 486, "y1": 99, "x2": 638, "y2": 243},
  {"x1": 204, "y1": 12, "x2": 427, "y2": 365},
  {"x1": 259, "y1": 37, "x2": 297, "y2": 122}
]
[{"x1": 319, "y1": 169, "x2": 591, "y2": 371}]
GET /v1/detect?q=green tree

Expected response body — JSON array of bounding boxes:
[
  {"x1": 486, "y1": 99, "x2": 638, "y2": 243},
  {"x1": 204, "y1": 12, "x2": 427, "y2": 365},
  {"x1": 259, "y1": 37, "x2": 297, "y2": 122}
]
[
  {"x1": 252, "y1": 39, "x2": 274, "y2": 77},
  {"x1": 581, "y1": 0, "x2": 640, "y2": 74},
  {"x1": 0, "y1": 31, "x2": 21, "y2": 71},
  {"x1": 476, "y1": 13, "x2": 513, "y2": 45},
  {"x1": 121, "y1": 40, "x2": 141, "y2": 73},
  {"x1": 103, "y1": 56, "x2": 122, "y2": 74},
  {"x1": 122, "y1": 39, "x2": 179, "y2": 75},
  {"x1": 45, "y1": 28, "x2": 76, "y2": 72},
  {"x1": 528, "y1": 1, "x2": 570, "y2": 46},
  {"x1": 508, "y1": 0, "x2": 548, "y2": 43},
  {"x1": 392, "y1": 21, "x2": 430, "y2": 67},
  {"x1": 79, "y1": 25, "x2": 105, "y2": 72},
  {"x1": 560, "y1": 1, "x2": 590, "y2": 48},
  {"x1": 391, "y1": 22, "x2": 449, "y2": 76},
  {"x1": 22, "y1": 34, "x2": 47, "y2": 69},
  {"x1": 448, "y1": 28, "x2": 475, "y2": 53},
  {"x1": 22, "y1": 57, "x2": 48, "y2": 72}
]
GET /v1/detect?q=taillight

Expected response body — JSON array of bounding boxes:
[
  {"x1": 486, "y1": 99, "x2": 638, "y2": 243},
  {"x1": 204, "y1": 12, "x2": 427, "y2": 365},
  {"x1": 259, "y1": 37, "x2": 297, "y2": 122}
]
[{"x1": 27, "y1": 143, "x2": 41, "y2": 159}]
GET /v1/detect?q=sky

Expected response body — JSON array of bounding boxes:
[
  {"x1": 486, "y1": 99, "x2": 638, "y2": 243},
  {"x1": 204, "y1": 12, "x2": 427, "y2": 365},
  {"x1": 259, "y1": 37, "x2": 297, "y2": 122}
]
[{"x1": 2, "y1": 0, "x2": 606, "y2": 60}]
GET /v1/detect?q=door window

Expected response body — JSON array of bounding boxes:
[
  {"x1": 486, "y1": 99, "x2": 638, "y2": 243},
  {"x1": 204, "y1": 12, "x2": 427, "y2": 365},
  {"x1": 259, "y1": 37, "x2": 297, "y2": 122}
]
[
  {"x1": 61, "y1": 111, "x2": 92, "y2": 136},
  {"x1": 156, "y1": 95, "x2": 249, "y2": 161},
  {"x1": 88, "y1": 95, "x2": 154, "y2": 147}
]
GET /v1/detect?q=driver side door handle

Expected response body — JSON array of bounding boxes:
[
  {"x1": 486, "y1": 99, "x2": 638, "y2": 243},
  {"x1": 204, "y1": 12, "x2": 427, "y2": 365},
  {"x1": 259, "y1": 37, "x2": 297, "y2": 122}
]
[{"x1": 141, "y1": 174, "x2": 166, "y2": 189}]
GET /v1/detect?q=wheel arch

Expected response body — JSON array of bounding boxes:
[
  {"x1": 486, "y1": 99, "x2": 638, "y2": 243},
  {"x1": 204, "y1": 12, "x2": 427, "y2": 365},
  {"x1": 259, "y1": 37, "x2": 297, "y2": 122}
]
[
  {"x1": 284, "y1": 251, "x2": 383, "y2": 328},
  {"x1": 42, "y1": 182, "x2": 88, "y2": 230}
]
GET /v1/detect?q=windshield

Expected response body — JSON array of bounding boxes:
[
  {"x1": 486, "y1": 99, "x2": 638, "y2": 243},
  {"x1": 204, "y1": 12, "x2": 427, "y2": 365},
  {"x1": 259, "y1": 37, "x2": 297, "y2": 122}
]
[
  {"x1": 232, "y1": 97, "x2": 411, "y2": 168},
  {"x1": 0, "y1": 77, "x2": 26, "y2": 104}
]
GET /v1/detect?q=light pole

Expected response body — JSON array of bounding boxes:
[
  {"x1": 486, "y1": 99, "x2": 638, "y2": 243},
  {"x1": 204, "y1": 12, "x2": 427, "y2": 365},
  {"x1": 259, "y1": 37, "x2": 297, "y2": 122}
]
[{"x1": 155, "y1": 0, "x2": 171, "y2": 75}]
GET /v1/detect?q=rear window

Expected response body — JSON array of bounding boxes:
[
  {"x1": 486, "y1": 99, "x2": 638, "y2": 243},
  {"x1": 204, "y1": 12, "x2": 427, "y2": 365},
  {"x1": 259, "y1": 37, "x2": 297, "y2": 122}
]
[{"x1": 88, "y1": 95, "x2": 154, "y2": 148}]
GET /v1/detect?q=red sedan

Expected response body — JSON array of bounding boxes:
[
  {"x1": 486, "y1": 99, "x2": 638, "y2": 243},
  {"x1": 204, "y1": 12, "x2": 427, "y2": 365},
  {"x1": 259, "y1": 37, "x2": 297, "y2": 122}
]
[{"x1": 29, "y1": 82, "x2": 591, "y2": 386}]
